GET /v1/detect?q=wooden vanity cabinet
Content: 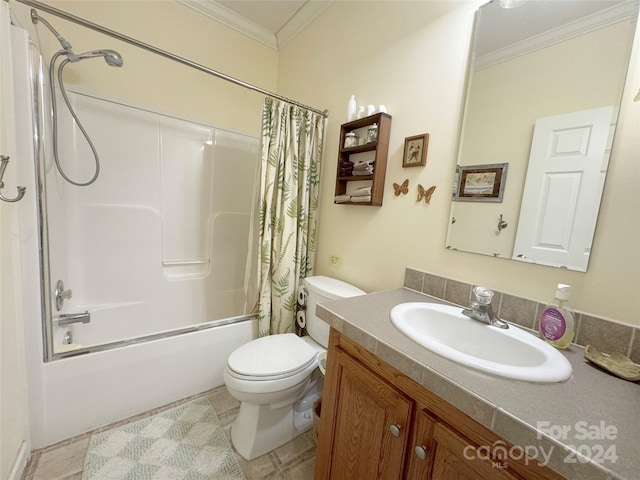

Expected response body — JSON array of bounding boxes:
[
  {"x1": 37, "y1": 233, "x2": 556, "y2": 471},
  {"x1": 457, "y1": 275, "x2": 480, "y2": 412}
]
[
  {"x1": 430, "y1": 422, "x2": 522, "y2": 479},
  {"x1": 315, "y1": 330, "x2": 564, "y2": 480},
  {"x1": 320, "y1": 347, "x2": 413, "y2": 478}
]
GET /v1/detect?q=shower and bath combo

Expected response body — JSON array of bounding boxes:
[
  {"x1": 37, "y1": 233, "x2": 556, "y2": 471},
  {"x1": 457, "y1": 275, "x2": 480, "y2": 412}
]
[{"x1": 31, "y1": 9, "x2": 123, "y2": 186}]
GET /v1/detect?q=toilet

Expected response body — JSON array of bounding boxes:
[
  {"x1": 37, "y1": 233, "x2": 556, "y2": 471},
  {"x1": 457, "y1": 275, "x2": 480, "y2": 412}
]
[{"x1": 223, "y1": 275, "x2": 365, "y2": 460}]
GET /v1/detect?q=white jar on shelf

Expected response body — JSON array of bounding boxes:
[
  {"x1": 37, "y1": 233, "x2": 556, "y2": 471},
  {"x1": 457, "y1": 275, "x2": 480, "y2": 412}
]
[
  {"x1": 344, "y1": 132, "x2": 357, "y2": 148},
  {"x1": 367, "y1": 123, "x2": 378, "y2": 143}
]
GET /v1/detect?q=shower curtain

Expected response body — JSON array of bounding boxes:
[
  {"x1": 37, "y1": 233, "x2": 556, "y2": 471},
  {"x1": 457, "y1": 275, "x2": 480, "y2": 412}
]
[{"x1": 252, "y1": 98, "x2": 325, "y2": 336}]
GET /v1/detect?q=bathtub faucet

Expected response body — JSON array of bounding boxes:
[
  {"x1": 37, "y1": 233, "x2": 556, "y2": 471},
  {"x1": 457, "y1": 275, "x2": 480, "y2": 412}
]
[{"x1": 58, "y1": 311, "x2": 91, "y2": 326}]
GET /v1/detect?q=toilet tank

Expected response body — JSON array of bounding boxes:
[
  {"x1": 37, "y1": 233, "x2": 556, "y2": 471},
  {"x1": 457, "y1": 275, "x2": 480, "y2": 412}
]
[{"x1": 304, "y1": 276, "x2": 365, "y2": 348}]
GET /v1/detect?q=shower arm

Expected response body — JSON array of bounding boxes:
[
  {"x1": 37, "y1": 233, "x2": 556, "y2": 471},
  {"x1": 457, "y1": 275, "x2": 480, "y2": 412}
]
[
  {"x1": 20, "y1": 0, "x2": 329, "y2": 118},
  {"x1": 30, "y1": 8, "x2": 74, "y2": 55}
]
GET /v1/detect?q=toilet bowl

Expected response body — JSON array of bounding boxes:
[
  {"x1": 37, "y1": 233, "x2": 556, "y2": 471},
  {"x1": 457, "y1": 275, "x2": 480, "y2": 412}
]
[{"x1": 223, "y1": 275, "x2": 365, "y2": 460}]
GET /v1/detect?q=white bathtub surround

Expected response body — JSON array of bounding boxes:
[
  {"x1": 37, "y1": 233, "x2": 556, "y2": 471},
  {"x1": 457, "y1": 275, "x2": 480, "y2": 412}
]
[{"x1": 46, "y1": 91, "x2": 259, "y2": 350}]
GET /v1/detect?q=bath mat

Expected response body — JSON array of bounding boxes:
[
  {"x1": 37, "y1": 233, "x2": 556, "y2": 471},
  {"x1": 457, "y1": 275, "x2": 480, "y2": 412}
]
[{"x1": 82, "y1": 397, "x2": 246, "y2": 480}]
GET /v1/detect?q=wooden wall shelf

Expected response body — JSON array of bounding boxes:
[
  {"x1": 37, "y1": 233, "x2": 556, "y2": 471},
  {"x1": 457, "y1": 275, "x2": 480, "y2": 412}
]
[{"x1": 334, "y1": 113, "x2": 392, "y2": 206}]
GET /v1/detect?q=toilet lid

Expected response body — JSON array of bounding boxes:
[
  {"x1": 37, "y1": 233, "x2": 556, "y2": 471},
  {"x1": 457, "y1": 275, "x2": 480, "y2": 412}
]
[
  {"x1": 305, "y1": 275, "x2": 365, "y2": 299},
  {"x1": 227, "y1": 333, "x2": 318, "y2": 378}
]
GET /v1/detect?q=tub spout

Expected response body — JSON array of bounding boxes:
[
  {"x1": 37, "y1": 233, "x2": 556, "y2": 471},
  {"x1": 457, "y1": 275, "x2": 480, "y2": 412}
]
[{"x1": 58, "y1": 311, "x2": 91, "y2": 326}]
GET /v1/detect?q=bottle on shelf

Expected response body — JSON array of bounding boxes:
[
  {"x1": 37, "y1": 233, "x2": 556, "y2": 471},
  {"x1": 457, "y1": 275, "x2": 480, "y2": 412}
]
[{"x1": 347, "y1": 95, "x2": 356, "y2": 122}]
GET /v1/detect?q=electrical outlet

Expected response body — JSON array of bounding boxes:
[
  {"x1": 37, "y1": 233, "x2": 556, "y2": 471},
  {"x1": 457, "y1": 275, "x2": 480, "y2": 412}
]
[{"x1": 329, "y1": 255, "x2": 341, "y2": 267}]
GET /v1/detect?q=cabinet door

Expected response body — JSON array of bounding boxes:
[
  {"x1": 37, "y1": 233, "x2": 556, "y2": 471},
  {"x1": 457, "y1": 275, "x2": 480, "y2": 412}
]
[
  {"x1": 322, "y1": 348, "x2": 413, "y2": 479},
  {"x1": 404, "y1": 408, "x2": 437, "y2": 479},
  {"x1": 431, "y1": 422, "x2": 523, "y2": 480}
]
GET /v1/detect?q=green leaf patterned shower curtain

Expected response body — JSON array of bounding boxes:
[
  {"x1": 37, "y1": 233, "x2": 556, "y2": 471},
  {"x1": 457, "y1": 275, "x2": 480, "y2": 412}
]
[{"x1": 255, "y1": 98, "x2": 324, "y2": 336}]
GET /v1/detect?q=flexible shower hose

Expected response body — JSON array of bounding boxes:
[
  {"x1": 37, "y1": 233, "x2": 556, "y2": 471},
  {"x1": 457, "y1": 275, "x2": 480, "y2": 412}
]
[{"x1": 49, "y1": 50, "x2": 101, "y2": 187}]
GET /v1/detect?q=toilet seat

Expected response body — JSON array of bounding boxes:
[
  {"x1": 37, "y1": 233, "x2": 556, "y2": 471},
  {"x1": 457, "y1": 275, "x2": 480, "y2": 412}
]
[{"x1": 226, "y1": 333, "x2": 318, "y2": 381}]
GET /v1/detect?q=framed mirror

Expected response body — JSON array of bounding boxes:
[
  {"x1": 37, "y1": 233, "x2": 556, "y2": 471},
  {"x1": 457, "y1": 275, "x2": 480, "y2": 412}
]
[{"x1": 446, "y1": 0, "x2": 639, "y2": 272}]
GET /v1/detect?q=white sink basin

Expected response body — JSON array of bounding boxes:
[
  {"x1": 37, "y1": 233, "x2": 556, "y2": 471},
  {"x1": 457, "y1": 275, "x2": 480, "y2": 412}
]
[{"x1": 390, "y1": 302, "x2": 573, "y2": 383}]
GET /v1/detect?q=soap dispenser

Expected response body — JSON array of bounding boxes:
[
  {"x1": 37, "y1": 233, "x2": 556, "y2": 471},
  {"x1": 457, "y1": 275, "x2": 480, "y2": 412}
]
[{"x1": 539, "y1": 284, "x2": 575, "y2": 349}]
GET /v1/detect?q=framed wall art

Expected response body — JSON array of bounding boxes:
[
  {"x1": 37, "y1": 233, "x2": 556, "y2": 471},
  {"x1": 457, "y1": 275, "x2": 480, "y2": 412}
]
[
  {"x1": 402, "y1": 134, "x2": 429, "y2": 167},
  {"x1": 453, "y1": 163, "x2": 508, "y2": 202}
]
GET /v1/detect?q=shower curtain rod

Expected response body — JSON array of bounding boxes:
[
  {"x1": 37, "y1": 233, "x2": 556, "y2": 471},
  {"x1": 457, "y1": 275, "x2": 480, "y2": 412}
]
[{"x1": 12, "y1": 0, "x2": 329, "y2": 118}]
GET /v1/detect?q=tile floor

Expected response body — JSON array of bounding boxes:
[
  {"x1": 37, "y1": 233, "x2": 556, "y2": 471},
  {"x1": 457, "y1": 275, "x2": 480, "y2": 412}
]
[{"x1": 21, "y1": 385, "x2": 317, "y2": 480}]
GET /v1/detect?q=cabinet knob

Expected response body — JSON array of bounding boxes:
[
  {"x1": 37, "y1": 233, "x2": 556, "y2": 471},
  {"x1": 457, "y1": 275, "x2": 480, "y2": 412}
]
[
  {"x1": 389, "y1": 424, "x2": 402, "y2": 437},
  {"x1": 414, "y1": 445, "x2": 428, "y2": 460}
]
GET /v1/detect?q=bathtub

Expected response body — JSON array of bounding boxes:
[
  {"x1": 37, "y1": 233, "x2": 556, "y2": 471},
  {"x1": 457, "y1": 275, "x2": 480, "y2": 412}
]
[{"x1": 28, "y1": 317, "x2": 255, "y2": 448}]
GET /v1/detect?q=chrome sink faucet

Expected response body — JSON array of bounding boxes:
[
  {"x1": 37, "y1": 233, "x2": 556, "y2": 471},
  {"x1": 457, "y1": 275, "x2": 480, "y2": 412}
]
[{"x1": 462, "y1": 286, "x2": 509, "y2": 329}]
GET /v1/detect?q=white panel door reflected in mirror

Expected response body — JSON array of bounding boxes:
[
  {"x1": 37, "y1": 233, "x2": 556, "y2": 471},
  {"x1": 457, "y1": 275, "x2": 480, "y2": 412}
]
[{"x1": 447, "y1": 0, "x2": 638, "y2": 271}]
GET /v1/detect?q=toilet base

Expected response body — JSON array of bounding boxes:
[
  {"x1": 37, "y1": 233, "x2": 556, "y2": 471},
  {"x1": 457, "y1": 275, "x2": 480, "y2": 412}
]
[{"x1": 230, "y1": 374, "x2": 323, "y2": 460}]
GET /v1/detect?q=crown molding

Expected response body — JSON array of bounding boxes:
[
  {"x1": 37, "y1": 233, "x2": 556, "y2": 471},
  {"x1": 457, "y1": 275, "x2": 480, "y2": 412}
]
[
  {"x1": 474, "y1": 1, "x2": 639, "y2": 71},
  {"x1": 177, "y1": 0, "x2": 278, "y2": 50},
  {"x1": 276, "y1": 1, "x2": 332, "y2": 50},
  {"x1": 177, "y1": 0, "x2": 332, "y2": 51}
]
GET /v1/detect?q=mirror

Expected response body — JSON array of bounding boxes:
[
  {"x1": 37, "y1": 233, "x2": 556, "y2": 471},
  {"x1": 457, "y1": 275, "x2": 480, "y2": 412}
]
[{"x1": 447, "y1": 0, "x2": 638, "y2": 271}]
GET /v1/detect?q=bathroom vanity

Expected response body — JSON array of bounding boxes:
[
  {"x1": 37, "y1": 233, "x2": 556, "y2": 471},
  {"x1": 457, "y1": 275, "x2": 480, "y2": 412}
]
[
  {"x1": 314, "y1": 289, "x2": 640, "y2": 480},
  {"x1": 315, "y1": 330, "x2": 561, "y2": 479}
]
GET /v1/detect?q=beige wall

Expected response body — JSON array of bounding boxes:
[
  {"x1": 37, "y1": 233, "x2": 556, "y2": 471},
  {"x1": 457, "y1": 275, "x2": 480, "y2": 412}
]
[{"x1": 277, "y1": 1, "x2": 640, "y2": 326}]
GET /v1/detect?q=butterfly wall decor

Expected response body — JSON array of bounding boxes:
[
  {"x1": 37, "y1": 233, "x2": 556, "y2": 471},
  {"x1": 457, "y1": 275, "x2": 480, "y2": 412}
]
[
  {"x1": 417, "y1": 184, "x2": 436, "y2": 204},
  {"x1": 393, "y1": 179, "x2": 409, "y2": 196}
]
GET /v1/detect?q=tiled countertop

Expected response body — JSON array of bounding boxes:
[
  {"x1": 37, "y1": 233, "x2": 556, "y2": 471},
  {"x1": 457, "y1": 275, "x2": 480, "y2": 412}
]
[{"x1": 316, "y1": 288, "x2": 640, "y2": 480}]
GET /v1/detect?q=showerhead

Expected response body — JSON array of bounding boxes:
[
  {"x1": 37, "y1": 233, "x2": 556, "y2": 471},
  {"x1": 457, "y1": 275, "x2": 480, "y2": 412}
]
[
  {"x1": 74, "y1": 50, "x2": 124, "y2": 67},
  {"x1": 102, "y1": 50, "x2": 124, "y2": 67}
]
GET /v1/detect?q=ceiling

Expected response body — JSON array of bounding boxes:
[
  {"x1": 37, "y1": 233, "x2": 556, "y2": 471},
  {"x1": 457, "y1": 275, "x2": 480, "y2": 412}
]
[
  {"x1": 476, "y1": 0, "x2": 632, "y2": 56},
  {"x1": 472, "y1": 0, "x2": 638, "y2": 70},
  {"x1": 178, "y1": 0, "x2": 637, "y2": 54},
  {"x1": 177, "y1": 0, "x2": 332, "y2": 50},
  {"x1": 216, "y1": 0, "x2": 307, "y2": 32}
]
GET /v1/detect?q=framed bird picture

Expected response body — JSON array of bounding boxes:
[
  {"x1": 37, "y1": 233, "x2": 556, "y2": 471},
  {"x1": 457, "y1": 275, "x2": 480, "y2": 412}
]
[{"x1": 402, "y1": 134, "x2": 429, "y2": 168}]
